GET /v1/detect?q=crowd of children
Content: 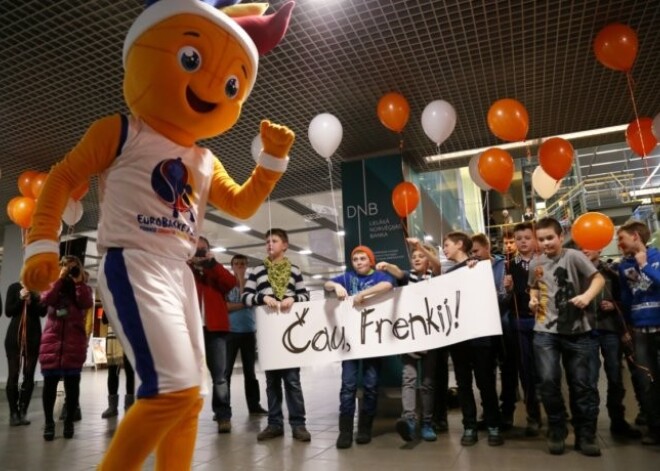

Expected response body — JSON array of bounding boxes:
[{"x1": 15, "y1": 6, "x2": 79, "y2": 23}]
[{"x1": 8, "y1": 218, "x2": 659, "y2": 459}]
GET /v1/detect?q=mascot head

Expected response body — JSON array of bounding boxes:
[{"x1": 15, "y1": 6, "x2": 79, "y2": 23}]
[{"x1": 123, "y1": 0, "x2": 294, "y2": 146}]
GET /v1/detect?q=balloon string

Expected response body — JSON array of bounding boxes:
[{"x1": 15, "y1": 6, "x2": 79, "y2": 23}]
[
  {"x1": 327, "y1": 159, "x2": 345, "y2": 269},
  {"x1": 267, "y1": 194, "x2": 272, "y2": 238},
  {"x1": 525, "y1": 141, "x2": 532, "y2": 162},
  {"x1": 627, "y1": 72, "x2": 640, "y2": 124},
  {"x1": 399, "y1": 136, "x2": 404, "y2": 155},
  {"x1": 626, "y1": 72, "x2": 649, "y2": 157}
]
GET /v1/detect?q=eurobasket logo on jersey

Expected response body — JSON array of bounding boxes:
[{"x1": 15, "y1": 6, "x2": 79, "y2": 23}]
[
  {"x1": 135, "y1": 157, "x2": 197, "y2": 239},
  {"x1": 151, "y1": 157, "x2": 196, "y2": 222}
]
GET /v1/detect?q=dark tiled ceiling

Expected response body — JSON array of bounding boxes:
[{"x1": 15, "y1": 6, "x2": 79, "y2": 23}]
[{"x1": 1, "y1": 0, "x2": 660, "y2": 233}]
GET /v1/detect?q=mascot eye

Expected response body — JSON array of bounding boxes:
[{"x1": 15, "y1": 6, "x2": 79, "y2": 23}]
[
  {"x1": 225, "y1": 76, "x2": 239, "y2": 99},
  {"x1": 178, "y1": 46, "x2": 202, "y2": 72}
]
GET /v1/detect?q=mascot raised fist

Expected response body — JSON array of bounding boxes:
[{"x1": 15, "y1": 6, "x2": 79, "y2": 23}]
[{"x1": 21, "y1": 1, "x2": 295, "y2": 469}]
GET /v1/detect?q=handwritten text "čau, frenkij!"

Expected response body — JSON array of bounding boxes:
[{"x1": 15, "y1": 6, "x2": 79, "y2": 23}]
[{"x1": 281, "y1": 291, "x2": 461, "y2": 354}]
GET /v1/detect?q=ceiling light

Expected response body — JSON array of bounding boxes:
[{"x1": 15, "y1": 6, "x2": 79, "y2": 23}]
[
  {"x1": 336, "y1": 230, "x2": 345, "y2": 236},
  {"x1": 629, "y1": 188, "x2": 660, "y2": 197},
  {"x1": 312, "y1": 274, "x2": 323, "y2": 279},
  {"x1": 535, "y1": 201, "x2": 546, "y2": 210},
  {"x1": 298, "y1": 249, "x2": 312, "y2": 255},
  {"x1": 232, "y1": 225, "x2": 250, "y2": 232},
  {"x1": 210, "y1": 246, "x2": 227, "y2": 253},
  {"x1": 423, "y1": 234, "x2": 433, "y2": 241},
  {"x1": 425, "y1": 124, "x2": 629, "y2": 163}
]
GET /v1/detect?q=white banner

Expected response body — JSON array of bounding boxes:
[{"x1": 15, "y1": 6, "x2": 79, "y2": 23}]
[{"x1": 256, "y1": 261, "x2": 503, "y2": 370}]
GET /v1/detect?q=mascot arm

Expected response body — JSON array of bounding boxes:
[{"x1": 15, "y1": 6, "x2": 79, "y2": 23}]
[
  {"x1": 208, "y1": 159, "x2": 283, "y2": 219},
  {"x1": 22, "y1": 114, "x2": 123, "y2": 291},
  {"x1": 208, "y1": 120, "x2": 294, "y2": 219}
]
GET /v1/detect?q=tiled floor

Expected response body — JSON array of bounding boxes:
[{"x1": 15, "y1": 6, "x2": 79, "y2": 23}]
[{"x1": 1, "y1": 361, "x2": 658, "y2": 470}]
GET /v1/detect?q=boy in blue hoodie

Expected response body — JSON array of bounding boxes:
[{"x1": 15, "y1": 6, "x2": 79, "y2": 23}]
[
  {"x1": 616, "y1": 219, "x2": 660, "y2": 446},
  {"x1": 325, "y1": 245, "x2": 395, "y2": 449}
]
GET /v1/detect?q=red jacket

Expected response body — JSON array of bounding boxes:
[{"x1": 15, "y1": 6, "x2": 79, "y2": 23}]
[
  {"x1": 191, "y1": 259, "x2": 237, "y2": 332},
  {"x1": 39, "y1": 278, "x2": 93, "y2": 371}
]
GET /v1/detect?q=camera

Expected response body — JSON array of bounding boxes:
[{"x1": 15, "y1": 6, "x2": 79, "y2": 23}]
[{"x1": 69, "y1": 266, "x2": 81, "y2": 278}]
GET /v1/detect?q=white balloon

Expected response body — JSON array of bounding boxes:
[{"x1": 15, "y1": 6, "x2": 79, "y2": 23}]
[
  {"x1": 308, "y1": 113, "x2": 343, "y2": 160},
  {"x1": 652, "y1": 112, "x2": 660, "y2": 141},
  {"x1": 421, "y1": 100, "x2": 457, "y2": 146},
  {"x1": 62, "y1": 199, "x2": 84, "y2": 226},
  {"x1": 468, "y1": 154, "x2": 491, "y2": 191},
  {"x1": 251, "y1": 134, "x2": 262, "y2": 163},
  {"x1": 532, "y1": 166, "x2": 561, "y2": 200}
]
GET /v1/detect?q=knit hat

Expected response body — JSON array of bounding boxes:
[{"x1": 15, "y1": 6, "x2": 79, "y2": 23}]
[{"x1": 351, "y1": 245, "x2": 376, "y2": 267}]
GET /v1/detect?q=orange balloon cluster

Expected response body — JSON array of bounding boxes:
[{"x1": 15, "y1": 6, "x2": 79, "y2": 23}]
[
  {"x1": 391, "y1": 181, "x2": 420, "y2": 218},
  {"x1": 571, "y1": 212, "x2": 615, "y2": 251},
  {"x1": 626, "y1": 118, "x2": 658, "y2": 157},
  {"x1": 538, "y1": 137, "x2": 574, "y2": 180},
  {"x1": 6, "y1": 170, "x2": 91, "y2": 229},
  {"x1": 487, "y1": 99, "x2": 529, "y2": 142},
  {"x1": 478, "y1": 148, "x2": 514, "y2": 194},
  {"x1": 593, "y1": 23, "x2": 638, "y2": 72},
  {"x1": 7, "y1": 170, "x2": 42, "y2": 229},
  {"x1": 377, "y1": 92, "x2": 410, "y2": 133}
]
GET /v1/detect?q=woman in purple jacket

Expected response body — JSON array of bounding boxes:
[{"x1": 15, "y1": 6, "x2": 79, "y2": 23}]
[{"x1": 39, "y1": 255, "x2": 93, "y2": 441}]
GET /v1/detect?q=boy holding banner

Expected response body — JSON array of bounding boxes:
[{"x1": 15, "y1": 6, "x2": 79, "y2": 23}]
[
  {"x1": 443, "y1": 232, "x2": 504, "y2": 447},
  {"x1": 376, "y1": 238, "x2": 443, "y2": 442},
  {"x1": 325, "y1": 245, "x2": 395, "y2": 449},
  {"x1": 242, "y1": 228, "x2": 311, "y2": 443}
]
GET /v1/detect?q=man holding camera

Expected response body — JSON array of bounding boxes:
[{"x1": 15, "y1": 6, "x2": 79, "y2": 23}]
[{"x1": 189, "y1": 236, "x2": 237, "y2": 433}]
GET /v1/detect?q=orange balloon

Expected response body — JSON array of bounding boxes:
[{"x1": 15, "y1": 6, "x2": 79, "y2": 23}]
[
  {"x1": 71, "y1": 181, "x2": 90, "y2": 201},
  {"x1": 487, "y1": 98, "x2": 529, "y2": 142},
  {"x1": 593, "y1": 23, "x2": 638, "y2": 72},
  {"x1": 626, "y1": 118, "x2": 658, "y2": 157},
  {"x1": 538, "y1": 137, "x2": 574, "y2": 180},
  {"x1": 478, "y1": 148, "x2": 515, "y2": 194},
  {"x1": 30, "y1": 172, "x2": 48, "y2": 200},
  {"x1": 6, "y1": 196, "x2": 22, "y2": 221},
  {"x1": 17, "y1": 170, "x2": 38, "y2": 198},
  {"x1": 10, "y1": 196, "x2": 36, "y2": 229},
  {"x1": 572, "y1": 212, "x2": 615, "y2": 251},
  {"x1": 377, "y1": 92, "x2": 410, "y2": 133},
  {"x1": 391, "y1": 182, "x2": 420, "y2": 218}
]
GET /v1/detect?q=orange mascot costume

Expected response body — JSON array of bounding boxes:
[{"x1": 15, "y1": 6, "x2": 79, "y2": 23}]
[{"x1": 21, "y1": 0, "x2": 295, "y2": 469}]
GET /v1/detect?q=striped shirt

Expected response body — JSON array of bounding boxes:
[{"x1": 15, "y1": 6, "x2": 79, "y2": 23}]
[{"x1": 241, "y1": 262, "x2": 309, "y2": 306}]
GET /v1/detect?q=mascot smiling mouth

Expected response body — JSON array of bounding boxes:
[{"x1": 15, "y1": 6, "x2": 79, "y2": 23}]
[{"x1": 186, "y1": 86, "x2": 217, "y2": 113}]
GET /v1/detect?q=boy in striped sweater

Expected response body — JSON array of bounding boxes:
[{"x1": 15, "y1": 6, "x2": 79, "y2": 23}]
[{"x1": 242, "y1": 228, "x2": 311, "y2": 442}]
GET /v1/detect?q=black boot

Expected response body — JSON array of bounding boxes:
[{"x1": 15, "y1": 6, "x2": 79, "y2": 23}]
[
  {"x1": 101, "y1": 395, "x2": 119, "y2": 418},
  {"x1": 336, "y1": 415, "x2": 354, "y2": 449},
  {"x1": 43, "y1": 421, "x2": 55, "y2": 441},
  {"x1": 18, "y1": 382, "x2": 34, "y2": 425},
  {"x1": 63, "y1": 420, "x2": 74, "y2": 439},
  {"x1": 356, "y1": 413, "x2": 374, "y2": 445},
  {"x1": 6, "y1": 385, "x2": 21, "y2": 426}
]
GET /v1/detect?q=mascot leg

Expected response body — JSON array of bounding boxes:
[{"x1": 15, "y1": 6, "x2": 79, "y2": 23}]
[
  {"x1": 98, "y1": 386, "x2": 201, "y2": 471},
  {"x1": 155, "y1": 395, "x2": 204, "y2": 470}
]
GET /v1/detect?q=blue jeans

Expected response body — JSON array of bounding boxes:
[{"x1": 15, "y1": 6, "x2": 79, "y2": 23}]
[
  {"x1": 204, "y1": 329, "x2": 231, "y2": 420},
  {"x1": 226, "y1": 332, "x2": 262, "y2": 412},
  {"x1": 516, "y1": 327, "x2": 541, "y2": 422},
  {"x1": 265, "y1": 368, "x2": 306, "y2": 427},
  {"x1": 340, "y1": 358, "x2": 381, "y2": 417},
  {"x1": 632, "y1": 330, "x2": 660, "y2": 431},
  {"x1": 499, "y1": 313, "x2": 519, "y2": 417},
  {"x1": 590, "y1": 330, "x2": 627, "y2": 423},
  {"x1": 534, "y1": 332, "x2": 599, "y2": 436}
]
